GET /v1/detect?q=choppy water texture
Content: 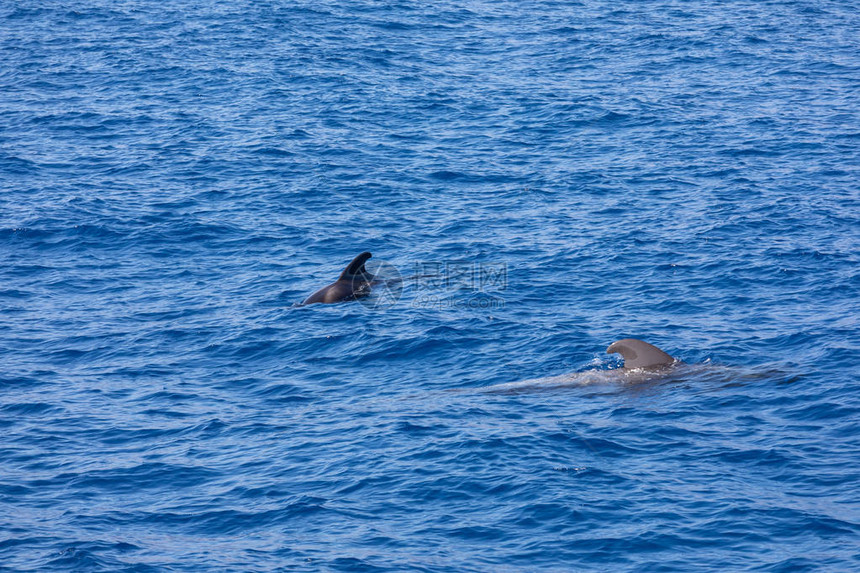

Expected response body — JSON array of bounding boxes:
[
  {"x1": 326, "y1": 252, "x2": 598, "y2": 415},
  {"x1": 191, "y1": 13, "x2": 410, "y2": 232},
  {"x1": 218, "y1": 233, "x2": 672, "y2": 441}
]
[{"x1": 2, "y1": 0, "x2": 859, "y2": 571}]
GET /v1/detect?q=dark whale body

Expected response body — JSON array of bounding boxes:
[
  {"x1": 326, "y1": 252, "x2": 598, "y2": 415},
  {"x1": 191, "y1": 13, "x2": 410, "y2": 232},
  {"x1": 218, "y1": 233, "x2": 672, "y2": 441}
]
[{"x1": 302, "y1": 252, "x2": 374, "y2": 305}]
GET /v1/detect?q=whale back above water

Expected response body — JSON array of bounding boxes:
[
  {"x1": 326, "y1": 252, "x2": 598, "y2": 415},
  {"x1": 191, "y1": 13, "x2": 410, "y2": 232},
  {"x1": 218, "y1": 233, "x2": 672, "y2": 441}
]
[
  {"x1": 607, "y1": 338, "x2": 677, "y2": 369},
  {"x1": 302, "y1": 251, "x2": 373, "y2": 305},
  {"x1": 483, "y1": 338, "x2": 683, "y2": 393}
]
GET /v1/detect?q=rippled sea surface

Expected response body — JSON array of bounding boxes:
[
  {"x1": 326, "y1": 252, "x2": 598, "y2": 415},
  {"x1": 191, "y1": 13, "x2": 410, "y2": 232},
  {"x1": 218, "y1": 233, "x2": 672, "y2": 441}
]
[{"x1": 2, "y1": 1, "x2": 859, "y2": 570}]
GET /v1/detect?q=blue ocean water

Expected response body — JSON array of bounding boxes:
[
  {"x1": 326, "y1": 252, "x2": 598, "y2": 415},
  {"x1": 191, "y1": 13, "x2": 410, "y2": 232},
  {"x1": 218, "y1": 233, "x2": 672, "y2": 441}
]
[{"x1": 2, "y1": 0, "x2": 859, "y2": 570}]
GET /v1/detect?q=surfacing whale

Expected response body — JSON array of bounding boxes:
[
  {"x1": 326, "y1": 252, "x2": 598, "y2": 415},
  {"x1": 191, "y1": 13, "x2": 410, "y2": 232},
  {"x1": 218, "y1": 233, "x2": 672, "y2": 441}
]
[
  {"x1": 482, "y1": 338, "x2": 680, "y2": 393},
  {"x1": 302, "y1": 252, "x2": 374, "y2": 305}
]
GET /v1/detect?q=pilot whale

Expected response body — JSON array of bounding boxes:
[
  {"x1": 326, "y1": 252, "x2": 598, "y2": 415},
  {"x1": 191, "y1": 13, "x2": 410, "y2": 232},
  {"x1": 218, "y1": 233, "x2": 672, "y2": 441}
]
[
  {"x1": 482, "y1": 338, "x2": 680, "y2": 393},
  {"x1": 302, "y1": 252, "x2": 375, "y2": 305}
]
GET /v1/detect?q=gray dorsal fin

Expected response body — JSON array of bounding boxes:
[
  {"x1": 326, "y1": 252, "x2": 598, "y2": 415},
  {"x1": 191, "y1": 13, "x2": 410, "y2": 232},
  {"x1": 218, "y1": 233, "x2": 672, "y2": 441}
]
[
  {"x1": 339, "y1": 252, "x2": 372, "y2": 280},
  {"x1": 607, "y1": 338, "x2": 676, "y2": 369}
]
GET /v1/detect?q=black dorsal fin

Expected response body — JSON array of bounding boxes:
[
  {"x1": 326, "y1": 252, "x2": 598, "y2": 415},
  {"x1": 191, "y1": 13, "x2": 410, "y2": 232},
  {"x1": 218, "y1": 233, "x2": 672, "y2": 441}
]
[{"x1": 339, "y1": 252, "x2": 372, "y2": 279}]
